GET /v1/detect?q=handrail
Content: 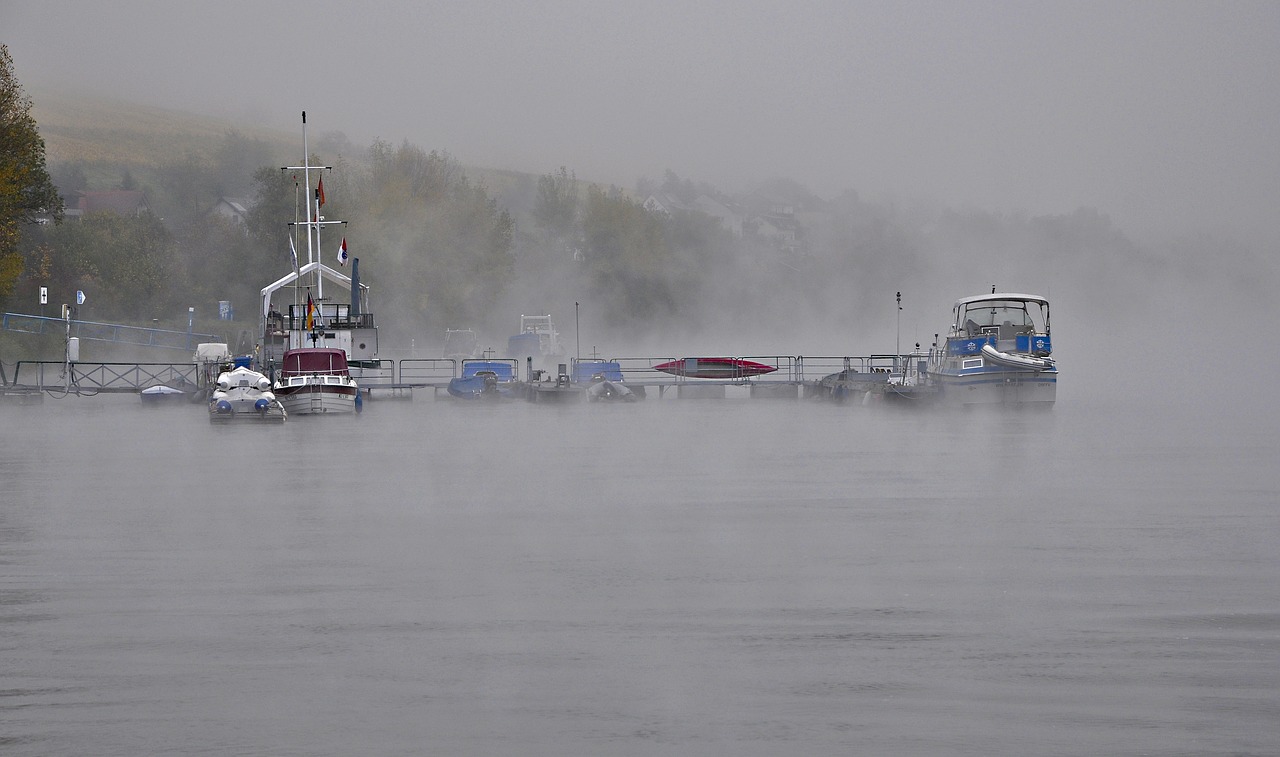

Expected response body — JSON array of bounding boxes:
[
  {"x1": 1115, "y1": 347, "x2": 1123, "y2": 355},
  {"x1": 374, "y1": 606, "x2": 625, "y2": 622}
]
[
  {"x1": 13, "y1": 361, "x2": 199, "y2": 391},
  {"x1": 2, "y1": 312, "x2": 222, "y2": 351},
  {"x1": 398, "y1": 358, "x2": 457, "y2": 386}
]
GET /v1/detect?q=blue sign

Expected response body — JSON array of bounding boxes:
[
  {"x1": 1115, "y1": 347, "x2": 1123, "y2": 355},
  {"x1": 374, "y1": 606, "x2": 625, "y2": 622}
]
[{"x1": 75, "y1": 290, "x2": 85, "y2": 305}]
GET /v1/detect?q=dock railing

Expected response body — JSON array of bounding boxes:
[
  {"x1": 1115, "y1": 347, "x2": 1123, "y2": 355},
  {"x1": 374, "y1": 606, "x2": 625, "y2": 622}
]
[
  {"x1": 13, "y1": 361, "x2": 199, "y2": 393},
  {"x1": 397, "y1": 358, "x2": 457, "y2": 388},
  {"x1": 605, "y1": 354, "x2": 908, "y2": 388},
  {"x1": 2, "y1": 312, "x2": 222, "y2": 352},
  {"x1": 349, "y1": 360, "x2": 395, "y2": 386}
]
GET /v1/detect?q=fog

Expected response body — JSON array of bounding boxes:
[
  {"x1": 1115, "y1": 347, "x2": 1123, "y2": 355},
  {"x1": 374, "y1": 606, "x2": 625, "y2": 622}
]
[
  {"x1": 6, "y1": 7, "x2": 1280, "y2": 752},
  {"x1": 6, "y1": 1, "x2": 1280, "y2": 250}
]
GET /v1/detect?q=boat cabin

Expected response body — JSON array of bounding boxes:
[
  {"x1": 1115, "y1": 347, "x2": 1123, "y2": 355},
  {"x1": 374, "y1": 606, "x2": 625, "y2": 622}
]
[
  {"x1": 946, "y1": 293, "x2": 1051, "y2": 357},
  {"x1": 279, "y1": 348, "x2": 351, "y2": 377}
]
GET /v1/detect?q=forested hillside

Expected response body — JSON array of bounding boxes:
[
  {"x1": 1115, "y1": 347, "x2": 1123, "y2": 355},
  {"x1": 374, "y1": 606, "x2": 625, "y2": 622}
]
[{"x1": 9, "y1": 88, "x2": 1274, "y2": 361}]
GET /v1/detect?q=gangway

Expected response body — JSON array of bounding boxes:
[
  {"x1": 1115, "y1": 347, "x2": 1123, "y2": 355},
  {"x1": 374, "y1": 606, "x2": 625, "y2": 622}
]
[
  {"x1": 2, "y1": 312, "x2": 223, "y2": 352},
  {"x1": 11, "y1": 360, "x2": 200, "y2": 394}
]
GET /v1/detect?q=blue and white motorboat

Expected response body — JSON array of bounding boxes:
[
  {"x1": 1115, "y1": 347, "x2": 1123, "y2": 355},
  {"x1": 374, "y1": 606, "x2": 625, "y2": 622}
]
[
  {"x1": 446, "y1": 359, "x2": 519, "y2": 400},
  {"x1": 927, "y1": 292, "x2": 1057, "y2": 407}
]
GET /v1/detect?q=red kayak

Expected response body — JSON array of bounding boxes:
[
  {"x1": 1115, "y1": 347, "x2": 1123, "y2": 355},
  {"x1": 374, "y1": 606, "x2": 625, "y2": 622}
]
[{"x1": 653, "y1": 357, "x2": 777, "y2": 379}]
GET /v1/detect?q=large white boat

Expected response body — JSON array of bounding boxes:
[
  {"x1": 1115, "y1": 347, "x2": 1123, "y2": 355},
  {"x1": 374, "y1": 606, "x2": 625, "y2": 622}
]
[
  {"x1": 257, "y1": 112, "x2": 376, "y2": 415},
  {"x1": 927, "y1": 292, "x2": 1057, "y2": 407},
  {"x1": 507, "y1": 314, "x2": 565, "y2": 372}
]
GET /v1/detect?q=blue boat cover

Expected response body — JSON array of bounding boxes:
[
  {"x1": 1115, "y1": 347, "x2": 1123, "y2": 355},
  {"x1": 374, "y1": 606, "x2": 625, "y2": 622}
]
[
  {"x1": 572, "y1": 361, "x2": 624, "y2": 383},
  {"x1": 461, "y1": 361, "x2": 515, "y2": 380}
]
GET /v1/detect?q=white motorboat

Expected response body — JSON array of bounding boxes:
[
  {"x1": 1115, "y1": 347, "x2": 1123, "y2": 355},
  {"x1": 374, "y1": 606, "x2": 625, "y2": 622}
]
[
  {"x1": 209, "y1": 364, "x2": 286, "y2": 422},
  {"x1": 927, "y1": 292, "x2": 1057, "y2": 407},
  {"x1": 273, "y1": 348, "x2": 359, "y2": 415}
]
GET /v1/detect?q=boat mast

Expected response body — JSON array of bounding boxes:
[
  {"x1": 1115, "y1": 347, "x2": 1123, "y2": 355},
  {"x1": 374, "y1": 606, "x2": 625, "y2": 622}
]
[
  {"x1": 304, "y1": 112, "x2": 320, "y2": 301},
  {"x1": 283, "y1": 111, "x2": 344, "y2": 311}
]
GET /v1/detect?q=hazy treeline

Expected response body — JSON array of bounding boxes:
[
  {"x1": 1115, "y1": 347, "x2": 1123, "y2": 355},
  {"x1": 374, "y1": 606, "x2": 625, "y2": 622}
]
[{"x1": 9, "y1": 122, "x2": 1276, "y2": 360}]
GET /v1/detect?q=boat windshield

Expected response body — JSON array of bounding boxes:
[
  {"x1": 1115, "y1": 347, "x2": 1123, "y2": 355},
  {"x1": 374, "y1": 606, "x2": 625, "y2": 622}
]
[{"x1": 956, "y1": 299, "x2": 1048, "y2": 335}]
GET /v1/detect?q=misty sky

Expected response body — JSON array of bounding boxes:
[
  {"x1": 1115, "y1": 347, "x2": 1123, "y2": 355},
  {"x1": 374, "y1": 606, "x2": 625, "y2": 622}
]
[{"x1": 5, "y1": 0, "x2": 1278, "y2": 248}]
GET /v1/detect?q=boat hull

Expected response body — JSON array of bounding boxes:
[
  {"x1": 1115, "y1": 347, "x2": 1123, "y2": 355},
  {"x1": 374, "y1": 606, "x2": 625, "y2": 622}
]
[
  {"x1": 653, "y1": 358, "x2": 777, "y2": 379},
  {"x1": 931, "y1": 366, "x2": 1057, "y2": 407},
  {"x1": 209, "y1": 396, "x2": 287, "y2": 422},
  {"x1": 276, "y1": 383, "x2": 359, "y2": 415}
]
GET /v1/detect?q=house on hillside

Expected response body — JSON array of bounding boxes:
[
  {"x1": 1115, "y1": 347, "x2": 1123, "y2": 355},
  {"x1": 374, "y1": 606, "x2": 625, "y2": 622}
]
[
  {"x1": 209, "y1": 197, "x2": 252, "y2": 227},
  {"x1": 644, "y1": 191, "x2": 746, "y2": 237},
  {"x1": 62, "y1": 190, "x2": 151, "y2": 221}
]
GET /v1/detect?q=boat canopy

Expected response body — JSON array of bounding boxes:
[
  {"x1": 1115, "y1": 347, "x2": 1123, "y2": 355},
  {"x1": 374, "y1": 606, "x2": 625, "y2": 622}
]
[
  {"x1": 280, "y1": 348, "x2": 349, "y2": 375},
  {"x1": 951, "y1": 293, "x2": 1050, "y2": 336},
  {"x1": 260, "y1": 261, "x2": 369, "y2": 321},
  {"x1": 952, "y1": 292, "x2": 1048, "y2": 308}
]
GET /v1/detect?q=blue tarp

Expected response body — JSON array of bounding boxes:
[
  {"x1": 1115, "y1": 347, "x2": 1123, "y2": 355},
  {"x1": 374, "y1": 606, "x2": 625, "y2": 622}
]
[
  {"x1": 572, "y1": 361, "x2": 624, "y2": 382},
  {"x1": 461, "y1": 361, "x2": 515, "y2": 380}
]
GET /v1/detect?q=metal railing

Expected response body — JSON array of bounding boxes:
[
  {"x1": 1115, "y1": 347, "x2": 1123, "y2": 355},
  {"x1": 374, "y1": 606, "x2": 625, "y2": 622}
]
[
  {"x1": 398, "y1": 358, "x2": 457, "y2": 387},
  {"x1": 13, "y1": 361, "x2": 199, "y2": 392},
  {"x1": 2, "y1": 312, "x2": 222, "y2": 351}
]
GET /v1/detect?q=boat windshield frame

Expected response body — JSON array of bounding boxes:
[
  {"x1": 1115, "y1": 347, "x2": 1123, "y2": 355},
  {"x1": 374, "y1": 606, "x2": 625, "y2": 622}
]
[{"x1": 951, "y1": 294, "x2": 1050, "y2": 337}]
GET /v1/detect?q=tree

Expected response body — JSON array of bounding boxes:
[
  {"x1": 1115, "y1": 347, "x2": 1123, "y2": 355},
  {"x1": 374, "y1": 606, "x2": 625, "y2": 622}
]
[
  {"x1": 532, "y1": 166, "x2": 578, "y2": 239},
  {"x1": 38, "y1": 211, "x2": 178, "y2": 320},
  {"x1": 581, "y1": 185, "x2": 674, "y2": 328},
  {"x1": 0, "y1": 44, "x2": 61, "y2": 300}
]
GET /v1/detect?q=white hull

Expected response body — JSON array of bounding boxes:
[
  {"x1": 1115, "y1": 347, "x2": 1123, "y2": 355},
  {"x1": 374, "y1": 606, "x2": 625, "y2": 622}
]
[
  {"x1": 933, "y1": 369, "x2": 1057, "y2": 406},
  {"x1": 276, "y1": 383, "x2": 358, "y2": 415}
]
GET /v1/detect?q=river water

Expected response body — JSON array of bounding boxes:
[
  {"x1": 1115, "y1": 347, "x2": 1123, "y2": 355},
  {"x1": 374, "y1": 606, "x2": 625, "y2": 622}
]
[{"x1": 2, "y1": 389, "x2": 1277, "y2": 756}]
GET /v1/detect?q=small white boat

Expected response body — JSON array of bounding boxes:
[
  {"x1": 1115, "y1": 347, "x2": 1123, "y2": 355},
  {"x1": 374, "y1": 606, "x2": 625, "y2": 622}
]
[
  {"x1": 980, "y1": 343, "x2": 1054, "y2": 371},
  {"x1": 140, "y1": 385, "x2": 186, "y2": 404},
  {"x1": 209, "y1": 365, "x2": 286, "y2": 422}
]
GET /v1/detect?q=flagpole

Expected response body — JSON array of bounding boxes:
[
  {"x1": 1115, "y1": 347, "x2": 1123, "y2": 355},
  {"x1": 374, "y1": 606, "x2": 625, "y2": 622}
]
[
  {"x1": 292, "y1": 174, "x2": 301, "y2": 318},
  {"x1": 283, "y1": 111, "x2": 341, "y2": 333}
]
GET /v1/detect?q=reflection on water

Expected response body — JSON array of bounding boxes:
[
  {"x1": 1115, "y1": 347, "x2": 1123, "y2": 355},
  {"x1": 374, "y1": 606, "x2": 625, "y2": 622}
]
[{"x1": 2, "y1": 394, "x2": 1277, "y2": 756}]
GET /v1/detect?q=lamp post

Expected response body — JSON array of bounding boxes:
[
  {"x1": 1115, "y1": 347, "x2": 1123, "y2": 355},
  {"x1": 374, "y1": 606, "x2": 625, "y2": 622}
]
[{"x1": 896, "y1": 291, "x2": 902, "y2": 365}]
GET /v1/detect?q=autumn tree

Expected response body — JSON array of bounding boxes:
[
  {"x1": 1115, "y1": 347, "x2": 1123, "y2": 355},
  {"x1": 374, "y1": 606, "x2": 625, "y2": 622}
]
[
  {"x1": 532, "y1": 166, "x2": 578, "y2": 241},
  {"x1": 580, "y1": 185, "x2": 674, "y2": 328},
  {"x1": 0, "y1": 44, "x2": 61, "y2": 301},
  {"x1": 350, "y1": 141, "x2": 514, "y2": 334},
  {"x1": 37, "y1": 211, "x2": 178, "y2": 320}
]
